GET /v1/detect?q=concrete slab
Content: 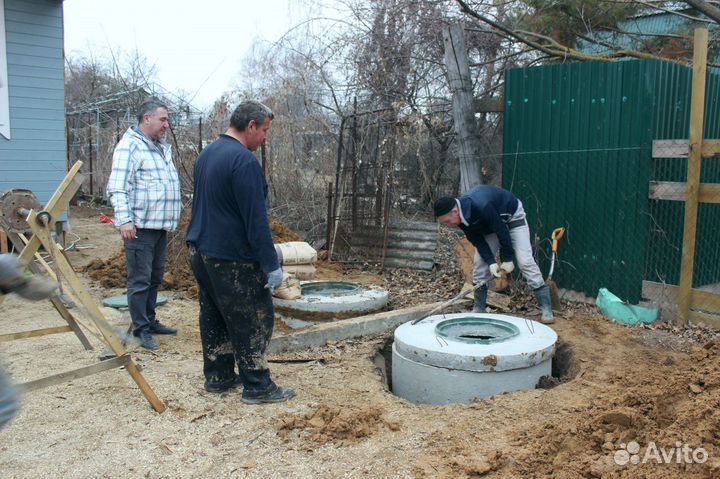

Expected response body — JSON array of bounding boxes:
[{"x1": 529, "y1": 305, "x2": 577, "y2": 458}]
[{"x1": 268, "y1": 299, "x2": 471, "y2": 354}]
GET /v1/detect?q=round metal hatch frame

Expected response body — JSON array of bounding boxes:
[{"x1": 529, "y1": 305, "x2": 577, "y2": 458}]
[
  {"x1": 435, "y1": 317, "x2": 520, "y2": 344},
  {"x1": 300, "y1": 281, "x2": 362, "y2": 297}
]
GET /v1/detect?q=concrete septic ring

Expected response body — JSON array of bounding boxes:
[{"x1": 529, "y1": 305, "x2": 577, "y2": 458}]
[
  {"x1": 392, "y1": 313, "x2": 557, "y2": 405},
  {"x1": 273, "y1": 280, "x2": 389, "y2": 318}
]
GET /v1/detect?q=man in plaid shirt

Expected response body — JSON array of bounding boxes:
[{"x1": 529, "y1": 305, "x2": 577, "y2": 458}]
[{"x1": 107, "y1": 100, "x2": 181, "y2": 350}]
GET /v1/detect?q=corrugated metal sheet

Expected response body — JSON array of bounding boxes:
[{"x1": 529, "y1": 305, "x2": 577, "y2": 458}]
[
  {"x1": 647, "y1": 61, "x2": 720, "y2": 289},
  {"x1": 578, "y1": 9, "x2": 720, "y2": 64},
  {"x1": 343, "y1": 220, "x2": 439, "y2": 270},
  {"x1": 503, "y1": 59, "x2": 720, "y2": 302},
  {"x1": 0, "y1": 0, "x2": 66, "y2": 207}
]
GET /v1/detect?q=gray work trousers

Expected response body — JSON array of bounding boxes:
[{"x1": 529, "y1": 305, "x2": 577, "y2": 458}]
[{"x1": 124, "y1": 229, "x2": 167, "y2": 335}]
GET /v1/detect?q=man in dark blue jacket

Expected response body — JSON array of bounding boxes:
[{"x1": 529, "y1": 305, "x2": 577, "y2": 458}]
[
  {"x1": 434, "y1": 185, "x2": 554, "y2": 323},
  {"x1": 186, "y1": 101, "x2": 294, "y2": 404}
]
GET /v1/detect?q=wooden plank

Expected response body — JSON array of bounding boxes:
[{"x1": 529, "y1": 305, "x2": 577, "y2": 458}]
[
  {"x1": 652, "y1": 139, "x2": 690, "y2": 158},
  {"x1": 703, "y1": 140, "x2": 720, "y2": 157},
  {"x1": 642, "y1": 280, "x2": 720, "y2": 314},
  {"x1": 474, "y1": 97, "x2": 504, "y2": 113},
  {"x1": 649, "y1": 181, "x2": 687, "y2": 201},
  {"x1": 691, "y1": 288, "x2": 720, "y2": 312},
  {"x1": 649, "y1": 181, "x2": 720, "y2": 203},
  {"x1": 26, "y1": 212, "x2": 166, "y2": 412},
  {"x1": 678, "y1": 27, "x2": 708, "y2": 326},
  {"x1": 17, "y1": 355, "x2": 131, "y2": 393},
  {"x1": 0, "y1": 229, "x2": 7, "y2": 253},
  {"x1": 642, "y1": 280, "x2": 678, "y2": 304},
  {"x1": 27, "y1": 210, "x2": 127, "y2": 355},
  {"x1": 689, "y1": 310, "x2": 720, "y2": 329},
  {"x1": 48, "y1": 295, "x2": 95, "y2": 351},
  {"x1": 16, "y1": 161, "x2": 83, "y2": 267},
  {"x1": 125, "y1": 361, "x2": 166, "y2": 413},
  {"x1": 652, "y1": 139, "x2": 720, "y2": 158},
  {"x1": 6, "y1": 230, "x2": 93, "y2": 350},
  {"x1": 0, "y1": 325, "x2": 72, "y2": 342}
]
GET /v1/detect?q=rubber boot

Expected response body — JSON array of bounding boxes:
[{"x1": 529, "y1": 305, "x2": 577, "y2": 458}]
[
  {"x1": 534, "y1": 285, "x2": 555, "y2": 324},
  {"x1": 473, "y1": 284, "x2": 488, "y2": 313}
]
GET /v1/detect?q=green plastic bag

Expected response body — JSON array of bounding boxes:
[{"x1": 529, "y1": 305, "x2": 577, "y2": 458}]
[{"x1": 596, "y1": 288, "x2": 658, "y2": 325}]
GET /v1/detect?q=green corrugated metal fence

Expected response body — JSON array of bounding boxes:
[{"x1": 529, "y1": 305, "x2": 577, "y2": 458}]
[{"x1": 503, "y1": 59, "x2": 720, "y2": 303}]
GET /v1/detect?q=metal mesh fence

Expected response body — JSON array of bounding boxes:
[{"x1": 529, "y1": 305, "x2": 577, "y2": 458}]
[
  {"x1": 499, "y1": 140, "x2": 720, "y2": 325},
  {"x1": 645, "y1": 141, "x2": 720, "y2": 324}
]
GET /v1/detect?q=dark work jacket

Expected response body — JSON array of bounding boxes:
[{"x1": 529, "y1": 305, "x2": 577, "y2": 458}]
[
  {"x1": 186, "y1": 134, "x2": 279, "y2": 273},
  {"x1": 457, "y1": 185, "x2": 519, "y2": 265}
]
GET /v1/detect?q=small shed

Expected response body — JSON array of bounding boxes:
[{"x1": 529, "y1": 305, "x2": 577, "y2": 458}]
[
  {"x1": 0, "y1": 0, "x2": 66, "y2": 207},
  {"x1": 503, "y1": 59, "x2": 720, "y2": 303}
]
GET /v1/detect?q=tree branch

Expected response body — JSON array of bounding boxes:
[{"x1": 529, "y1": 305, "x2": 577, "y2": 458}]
[
  {"x1": 682, "y1": 0, "x2": 720, "y2": 24},
  {"x1": 454, "y1": 0, "x2": 616, "y2": 62}
]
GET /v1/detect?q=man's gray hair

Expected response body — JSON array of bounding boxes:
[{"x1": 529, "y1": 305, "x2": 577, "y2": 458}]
[
  {"x1": 136, "y1": 99, "x2": 168, "y2": 124},
  {"x1": 229, "y1": 101, "x2": 274, "y2": 131}
]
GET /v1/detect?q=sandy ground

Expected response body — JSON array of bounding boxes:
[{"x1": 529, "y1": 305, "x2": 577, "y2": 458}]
[{"x1": 1, "y1": 205, "x2": 720, "y2": 478}]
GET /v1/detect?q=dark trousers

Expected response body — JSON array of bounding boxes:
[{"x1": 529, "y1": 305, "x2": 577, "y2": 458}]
[
  {"x1": 188, "y1": 247, "x2": 275, "y2": 394},
  {"x1": 0, "y1": 362, "x2": 20, "y2": 430},
  {"x1": 124, "y1": 229, "x2": 167, "y2": 335}
]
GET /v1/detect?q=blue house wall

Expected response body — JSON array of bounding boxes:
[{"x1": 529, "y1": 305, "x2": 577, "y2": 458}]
[{"x1": 0, "y1": 0, "x2": 65, "y2": 207}]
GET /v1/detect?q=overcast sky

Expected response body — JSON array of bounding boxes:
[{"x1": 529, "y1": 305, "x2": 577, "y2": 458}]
[{"x1": 62, "y1": 0, "x2": 298, "y2": 110}]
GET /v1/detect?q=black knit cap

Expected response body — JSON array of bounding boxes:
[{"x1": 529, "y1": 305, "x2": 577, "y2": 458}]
[{"x1": 433, "y1": 197, "x2": 456, "y2": 217}]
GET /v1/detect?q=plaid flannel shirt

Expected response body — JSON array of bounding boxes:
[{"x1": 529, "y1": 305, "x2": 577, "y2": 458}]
[{"x1": 106, "y1": 127, "x2": 181, "y2": 231}]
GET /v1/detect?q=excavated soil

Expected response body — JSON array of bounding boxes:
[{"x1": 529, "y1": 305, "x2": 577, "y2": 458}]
[
  {"x1": 1, "y1": 204, "x2": 720, "y2": 478},
  {"x1": 83, "y1": 211, "x2": 306, "y2": 298}
]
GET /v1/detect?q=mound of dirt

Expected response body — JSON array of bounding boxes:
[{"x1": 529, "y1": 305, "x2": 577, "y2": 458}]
[
  {"x1": 269, "y1": 217, "x2": 303, "y2": 242},
  {"x1": 508, "y1": 338, "x2": 720, "y2": 478},
  {"x1": 412, "y1": 432, "x2": 507, "y2": 478},
  {"x1": 84, "y1": 213, "x2": 305, "y2": 297},
  {"x1": 277, "y1": 404, "x2": 399, "y2": 446}
]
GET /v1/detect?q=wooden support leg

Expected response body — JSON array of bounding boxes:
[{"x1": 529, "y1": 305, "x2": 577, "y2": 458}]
[
  {"x1": 4, "y1": 229, "x2": 93, "y2": 350},
  {"x1": 126, "y1": 362, "x2": 166, "y2": 413},
  {"x1": 28, "y1": 211, "x2": 165, "y2": 413},
  {"x1": 0, "y1": 229, "x2": 7, "y2": 253}
]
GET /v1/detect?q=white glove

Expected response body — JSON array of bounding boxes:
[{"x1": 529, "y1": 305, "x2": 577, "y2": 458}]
[
  {"x1": 489, "y1": 261, "x2": 515, "y2": 278},
  {"x1": 265, "y1": 267, "x2": 284, "y2": 293}
]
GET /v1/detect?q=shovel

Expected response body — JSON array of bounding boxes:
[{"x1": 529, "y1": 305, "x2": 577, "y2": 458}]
[
  {"x1": 546, "y1": 227, "x2": 565, "y2": 310},
  {"x1": 411, "y1": 282, "x2": 485, "y2": 325}
]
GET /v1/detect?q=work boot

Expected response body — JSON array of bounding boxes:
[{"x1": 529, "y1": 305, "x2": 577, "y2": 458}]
[
  {"x1": 534, "y1": 285, "x2": 555, "y2": 324},
  {"x1": 138, "y1": 330, "x2": 159, "y2": 350},
  {"x1": 473, "y1": 284, "x2": 488, "y2": 313},
  {"x1": 241, "y1": 385, "x2": 296, "y2": 405},
  {"x1": 150, "y1": 321, "x2": 177, "y2": 335},
  {"x1": 204, "y1": 375, "x2": 242, "y2": 393}
]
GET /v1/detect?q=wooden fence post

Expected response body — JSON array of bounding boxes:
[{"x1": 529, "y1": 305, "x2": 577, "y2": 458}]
[{"x1": 677, "y1": 27, "x2": 708, "y2": 326}]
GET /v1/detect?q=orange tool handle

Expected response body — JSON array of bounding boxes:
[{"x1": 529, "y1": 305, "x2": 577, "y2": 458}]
[{"x1": 551, "y1": 227, "x2": 565, "y2": 253}]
